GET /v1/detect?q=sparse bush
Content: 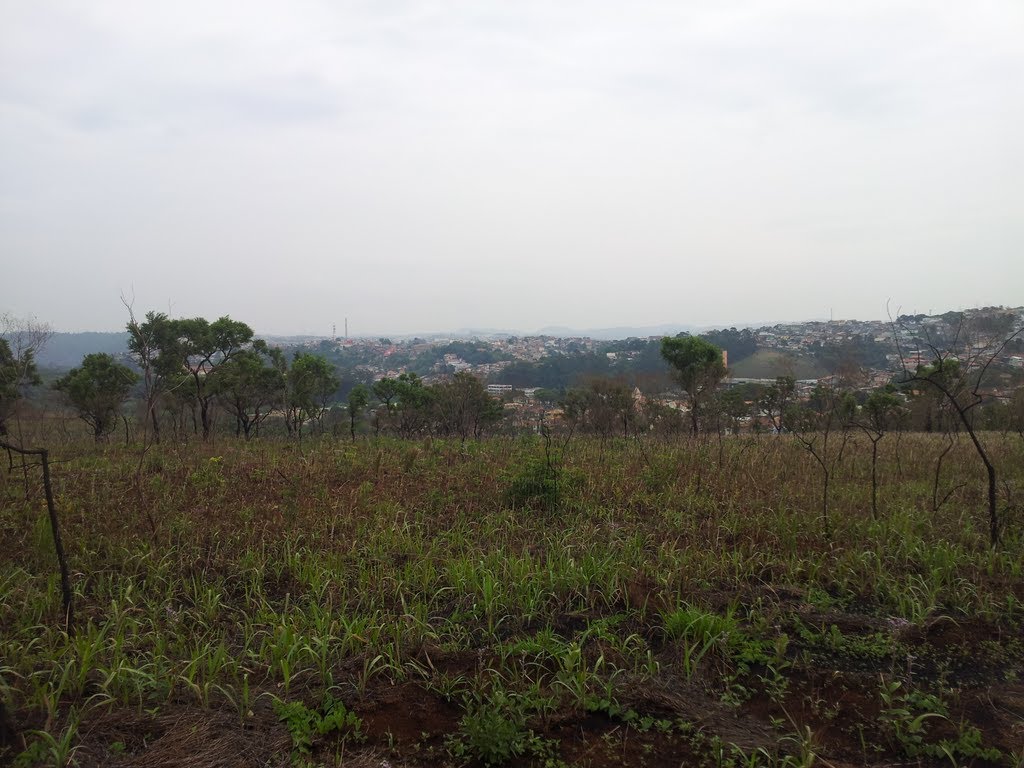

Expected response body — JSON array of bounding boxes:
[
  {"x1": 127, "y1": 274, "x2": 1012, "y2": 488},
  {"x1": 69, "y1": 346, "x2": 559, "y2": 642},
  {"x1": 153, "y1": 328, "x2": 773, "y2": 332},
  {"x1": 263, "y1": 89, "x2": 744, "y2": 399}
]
[
  {"x1": 504, "y1": 455, "x2": 561, "y2": 511},
  {"x1": 188, "y1": 455, "x2": 225, "y2": 491},
  {"x1": 450, "y1": 689, "x2": 530, "y2": 766},
  {"x1": 448, "y1": 689, "x2": 558, "y2": 767}
]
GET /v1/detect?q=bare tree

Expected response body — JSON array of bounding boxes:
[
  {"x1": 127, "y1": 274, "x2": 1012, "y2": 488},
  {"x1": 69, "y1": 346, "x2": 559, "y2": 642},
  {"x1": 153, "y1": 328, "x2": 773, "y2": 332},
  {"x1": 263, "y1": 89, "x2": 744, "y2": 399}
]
[
  {"x1": 0, "y1": 313, "x2": 53, "y2": 443},
  {"x1": 929, "y1": 424, "x2": 965, "y2": 514},
  {"x1": 853, "y1": 387, "x2": 905, "y2": 520},
  {"x1": 892, "y1": 308, "x2": 1024, "y2": 546},
  {"x1": 789, "y1": 380, "x2": 856, "y2": 539},
  {"x1": 0, "y1": 313, "x2": 53, "y2": 371}
]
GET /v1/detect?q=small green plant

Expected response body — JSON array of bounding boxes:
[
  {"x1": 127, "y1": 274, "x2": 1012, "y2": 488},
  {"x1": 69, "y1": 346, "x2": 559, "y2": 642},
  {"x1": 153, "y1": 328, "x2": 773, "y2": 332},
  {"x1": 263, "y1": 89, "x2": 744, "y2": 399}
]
[
  {"x1": 878, "y1": 679, "x2": 946, "y2": 755},
  {"x1": 449, "y1": 689, "x2": 527, "y2": 766},
  {"x1": 447, "y1": 688, "x2": 560, "y2": 767},
  {"x1": 779, "y1": 724, "x2": 819, "y2": 768},
  {"x1": 662, "y1": 603, "x2": 738, "y2": 645},
  {"x1": 188, "y1": 455, "x2": 225, "y2": 491},
  {"x1": 13, "y1": 740, "x2": 51, "y2": 768},
  {"x1": 273, "y1": 692, "x2": 363, "y2": 760},
  {"x1": 796, "y1": 622, "x2": 894, "y2": 662},
  {"x1": 933, "y1": 723, "x2": 1004, "y2": 764},
  {"x1": 14, "y1": 711, "x2": 80, "y2": 768},
  {"x1": 876, "y1": 680, "x2": 998, "y2": 762},
  {"x1": 669, "y1": 607, "x2": 791, "y2": 707}
]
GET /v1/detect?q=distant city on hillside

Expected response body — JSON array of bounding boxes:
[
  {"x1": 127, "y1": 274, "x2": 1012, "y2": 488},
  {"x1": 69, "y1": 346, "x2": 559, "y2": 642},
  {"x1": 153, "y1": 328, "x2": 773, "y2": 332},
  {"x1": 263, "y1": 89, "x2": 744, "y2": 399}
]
[{"x1": 32, "y1": 305, "x2": 1024, "y2": 396}]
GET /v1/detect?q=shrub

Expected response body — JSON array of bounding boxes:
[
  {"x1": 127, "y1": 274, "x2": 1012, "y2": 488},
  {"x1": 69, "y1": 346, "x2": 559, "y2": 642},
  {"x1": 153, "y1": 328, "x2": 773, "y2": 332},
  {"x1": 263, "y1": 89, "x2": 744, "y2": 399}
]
[
  {"x1": 447, "y1": 689, "x2": 558, "y2": 767},
  {"x1": 662, "y1": 603, "x2": 739, "y2": 645},
  {"x1": 505, "y1": 456, "x2": 561, "y2": 512},
  {"x1": 273, "y1": 693, "x2": 363, "y2": 757}
]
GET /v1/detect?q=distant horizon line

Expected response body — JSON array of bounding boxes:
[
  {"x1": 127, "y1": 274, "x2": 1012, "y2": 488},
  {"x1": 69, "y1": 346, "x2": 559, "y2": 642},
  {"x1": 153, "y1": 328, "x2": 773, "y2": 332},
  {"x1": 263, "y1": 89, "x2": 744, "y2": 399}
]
[
  {"x1": 43, "y1": 306, "x2": 1024, "y2": 341},
  {"x1": 45, "y1": 317, "x2": 832, "y2": 338}
]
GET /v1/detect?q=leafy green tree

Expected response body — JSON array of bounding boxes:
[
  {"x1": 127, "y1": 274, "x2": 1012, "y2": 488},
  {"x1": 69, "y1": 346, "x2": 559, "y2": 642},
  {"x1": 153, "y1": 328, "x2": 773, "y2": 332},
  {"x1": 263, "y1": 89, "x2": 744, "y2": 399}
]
[
  {"x1": 162, "y1": 371, "x2": 200, "y2": 440},
  {"x1": 716, "y1": 387, "x2": 751, "y2": 434},
  {"x1": 570, "y1": 379, "x2": 634, "y2": 441},
  {"x1": 125, "y1": 310, "x2": 180, "y2": 442},
  {"x1": 660, "y1": 336, "x2": 726, "y2": 435},
  {"x1": 433, "y1": 372, "x2": 504, "y2": 442},
  {"x1": 757, "y1": 376, "x2": 796, "y2": 434},
  {"x1": 346, "y1": 384, "x2": 370, "y2": 441},
  {"x1": 0, "y1": 314, "x2": 51, "y2": 439},
  {"x1": 165, "y1": 317, "x2": 256, "y2": 439},
  {"x1": 393, "y1": 373, "x2": 435, "y2": 438},
  {"x1": 0, "y1": 338, "x2": 41, "y2": 437},
  {"x1": 597, "y1": 379, "x2": 636, "y2": 439},
  {"x1": 54, "y1": 354, "x2": 139, "y2": 441},
  {"x1": 560, "y1": 388, "x2": 591, "y2": 436},
  {"x1": 637, "y1": 398, "x2": 686, "y2": 437},
  {"x1": 531, "y1": 388, "x2": 561, "y2": 405},
  {"x1": 699, "y1": 327, "x2": 758, "y2": 365},
  {"x1": 369, "y1": 376, "x2": 398, "y2": 436},
  {"x1": 372, "y1": 377, "x2": 401, "y2": 412},
  {"x1": 369, "y1": 373, "x2": 434, "y2": 437},
  {"x1": 212, "y1": 345, "x2": 283, "y2": 439},
  {"x1": 288, "y1": 352, "x2": 340, "y2": 435}
]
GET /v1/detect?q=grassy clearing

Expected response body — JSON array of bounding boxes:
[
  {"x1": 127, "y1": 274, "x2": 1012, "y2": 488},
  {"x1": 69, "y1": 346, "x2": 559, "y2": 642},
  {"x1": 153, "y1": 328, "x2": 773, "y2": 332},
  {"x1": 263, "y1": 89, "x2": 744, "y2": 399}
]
[
  {"x1": 1, "y1": 433, "x2": 1023, "y2": 767},
  {"x1": 726, "y1": 350, "x2": 826, "y2": 380}
]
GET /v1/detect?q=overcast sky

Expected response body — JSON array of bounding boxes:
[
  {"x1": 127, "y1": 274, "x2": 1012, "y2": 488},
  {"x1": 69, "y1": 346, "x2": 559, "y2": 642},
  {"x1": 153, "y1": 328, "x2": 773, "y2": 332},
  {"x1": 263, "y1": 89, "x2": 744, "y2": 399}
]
[{"x1": 2, "y1": 1, "x2": 1022, "y2": 336}]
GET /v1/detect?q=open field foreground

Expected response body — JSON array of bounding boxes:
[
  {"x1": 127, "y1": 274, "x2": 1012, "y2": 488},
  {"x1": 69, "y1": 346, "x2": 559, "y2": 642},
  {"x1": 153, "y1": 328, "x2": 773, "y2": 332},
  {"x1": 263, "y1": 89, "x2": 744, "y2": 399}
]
[{"x1": 2, "y1": 435, "x2": 1023, "y2": 767}]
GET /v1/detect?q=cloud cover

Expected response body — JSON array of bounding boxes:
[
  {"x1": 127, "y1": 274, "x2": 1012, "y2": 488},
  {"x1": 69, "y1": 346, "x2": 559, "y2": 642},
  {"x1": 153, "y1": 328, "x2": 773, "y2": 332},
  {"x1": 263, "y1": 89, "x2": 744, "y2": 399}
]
[{"x1": 2, "y1": 1, "x2": 1022, "y2": 335}]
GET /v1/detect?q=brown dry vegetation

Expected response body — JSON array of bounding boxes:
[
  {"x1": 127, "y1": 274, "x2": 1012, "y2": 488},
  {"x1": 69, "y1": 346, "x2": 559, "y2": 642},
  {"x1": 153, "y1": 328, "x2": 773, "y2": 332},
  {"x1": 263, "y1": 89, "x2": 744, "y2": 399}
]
[{"x1": 1, "y1": 430, "x2": 1023, "y2": 767}]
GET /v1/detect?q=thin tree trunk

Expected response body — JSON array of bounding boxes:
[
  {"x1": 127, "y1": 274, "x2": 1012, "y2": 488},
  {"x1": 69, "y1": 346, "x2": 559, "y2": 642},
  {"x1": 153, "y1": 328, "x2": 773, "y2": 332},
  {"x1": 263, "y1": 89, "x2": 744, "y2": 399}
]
[
  {"x1": 933, "y1": 436, "x2": 953, "y2": 512},
  {"x1": 958, "y1": 419, "x2": 1000, "y2": 545},
  {"x1": 150, "y1": 404, "x2": 161, "y2": 444},
  {"x1": 870, "y1": 439, "x2": 879, "y2": 520},
  {"x1": 200, "y1": 399, "x2": 212, "y2": 440},
  {"x1": 894, "y1": 429, "x2": 904, "y2": 479},
  {"x1": 0, "y1": 442, "x2": 74, "y2": 634},
  {"x1": 822, "y1": 469, "x2": 830, "y2": 540},
  {"x1": 986, "y1": 462, "x2": 998, "y2": 545}
]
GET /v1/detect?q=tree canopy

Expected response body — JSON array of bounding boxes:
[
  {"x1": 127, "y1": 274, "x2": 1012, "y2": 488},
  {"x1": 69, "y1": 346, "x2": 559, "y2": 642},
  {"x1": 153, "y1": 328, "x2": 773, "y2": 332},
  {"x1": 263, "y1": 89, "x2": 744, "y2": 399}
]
[
  {"x1": 660, "y1": 336, "x2": 726, "y2": 434},
  {"x1": 0, "y1": 339, "x2": 41, "y2": 436},
  {"x1": 53, "y1": 353, "x2": 139, "y2": 441}
]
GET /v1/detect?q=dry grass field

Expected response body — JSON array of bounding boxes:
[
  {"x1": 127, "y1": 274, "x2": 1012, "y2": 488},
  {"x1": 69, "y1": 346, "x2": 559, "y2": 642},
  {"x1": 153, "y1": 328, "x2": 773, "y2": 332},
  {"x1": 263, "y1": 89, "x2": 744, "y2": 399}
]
[{"x1": 1, "y1": 431, "x2": 1023, "y2": 767}]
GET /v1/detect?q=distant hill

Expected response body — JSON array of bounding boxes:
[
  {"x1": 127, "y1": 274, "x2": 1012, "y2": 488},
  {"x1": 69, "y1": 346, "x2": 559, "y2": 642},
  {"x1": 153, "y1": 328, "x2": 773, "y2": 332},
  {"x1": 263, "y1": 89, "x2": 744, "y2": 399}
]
[
  {"x1": 729, "y1": 349, "x2": 826, "y2": 380},
  {"x1": 38, "y1": 332, "x2": 129, "y2": 369},
  {"x1": 535, "y1": 324, "x2": 697, "y2": 340}
]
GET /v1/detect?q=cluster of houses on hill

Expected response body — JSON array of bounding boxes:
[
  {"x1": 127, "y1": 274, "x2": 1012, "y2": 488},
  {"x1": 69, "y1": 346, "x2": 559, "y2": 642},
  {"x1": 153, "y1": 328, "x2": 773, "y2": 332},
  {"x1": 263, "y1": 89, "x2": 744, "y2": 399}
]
[{"x1": 292, "y1": 307, "x2": 1024, "y2": 432}]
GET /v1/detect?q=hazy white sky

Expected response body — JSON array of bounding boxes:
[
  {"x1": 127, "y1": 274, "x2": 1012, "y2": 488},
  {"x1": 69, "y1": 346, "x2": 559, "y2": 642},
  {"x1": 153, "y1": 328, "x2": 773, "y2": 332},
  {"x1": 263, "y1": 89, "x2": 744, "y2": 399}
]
[{"x1": 2, "y1": 1, "x2": 1022, "y2": 335}]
